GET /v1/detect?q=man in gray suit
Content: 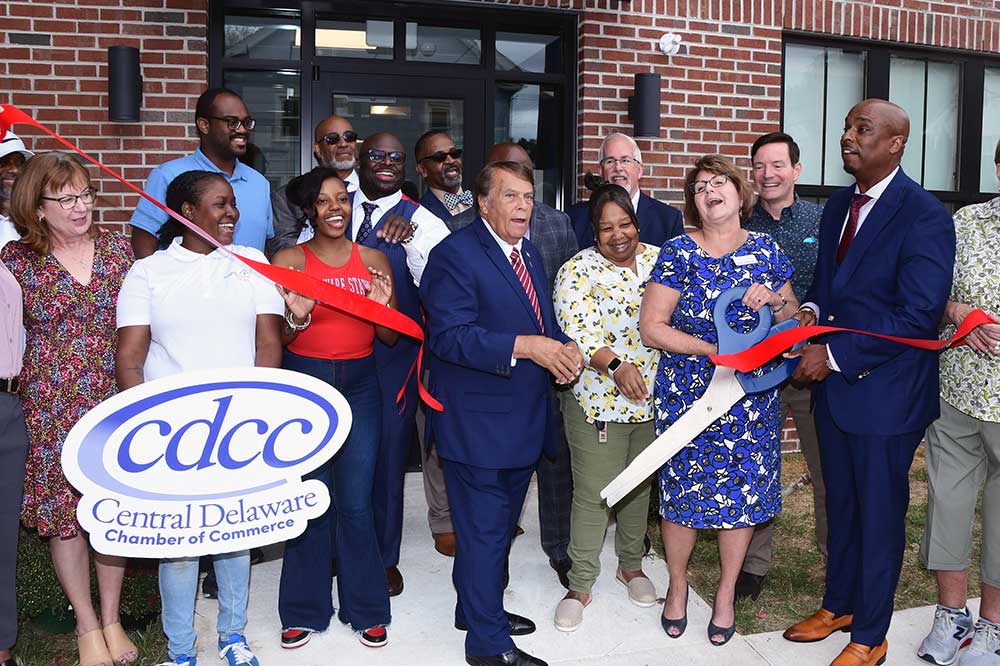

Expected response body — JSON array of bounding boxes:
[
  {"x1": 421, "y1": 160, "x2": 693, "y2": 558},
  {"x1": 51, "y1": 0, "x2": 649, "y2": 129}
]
[{"x1": 436, "y1": 142, "x2": 579, "y2": 586}]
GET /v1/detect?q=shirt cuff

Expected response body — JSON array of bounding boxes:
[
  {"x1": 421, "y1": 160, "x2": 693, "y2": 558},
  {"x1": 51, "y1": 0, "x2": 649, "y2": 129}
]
[
  {"x1": 826, "y1": 345, "x2": 841, "y2": 373},
  {"x1": 800, "y1": 301, "x2": 820, "y2": 319}
]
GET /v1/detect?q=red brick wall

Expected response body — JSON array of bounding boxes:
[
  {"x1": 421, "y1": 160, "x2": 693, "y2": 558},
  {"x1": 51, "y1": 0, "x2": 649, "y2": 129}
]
[{"x1": 0, "y1": 0, "x2": 208, "y2": 231}]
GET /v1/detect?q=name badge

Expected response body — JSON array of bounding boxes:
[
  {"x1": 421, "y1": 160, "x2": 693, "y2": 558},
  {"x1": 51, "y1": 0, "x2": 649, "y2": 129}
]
[{"x1": 732, "y1": 254, "x2": 757, "y2": 266}]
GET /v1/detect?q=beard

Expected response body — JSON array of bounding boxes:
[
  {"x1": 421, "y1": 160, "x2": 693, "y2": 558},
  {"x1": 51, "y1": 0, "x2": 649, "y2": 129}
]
[
  {"x1": 441, "y1": 168, "x2": 462, "y2": 190},
  {"x1": 333, "y1": 157, "x2": 356, "y2": 171}
]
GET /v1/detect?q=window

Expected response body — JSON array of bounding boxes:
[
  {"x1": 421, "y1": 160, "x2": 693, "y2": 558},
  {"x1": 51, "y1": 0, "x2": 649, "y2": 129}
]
[
  {"x1": 495, "y1": 83, "x2": 562, "y2": 204},
  {"x1": 224, "y1": 15, "x2": 300, "y2": 60},
  {"x1": 782, "y1": 44, "x2": 866, "y2": 187},
  {"x1": 404, "y1": 23, "x2": 481, "y2": 65},
  {"x1": 315, "y1": 19, "x2": 393, "y2": 60},
  {"x1": 889, "y1": 57, "x2": 960, "y2": 191},
  {"x1": 783, "y1": 36, "x2": 1000, "y2": 206},
  {"x1": 496, "y1": 32, "x2": 562, "y2": 74}
]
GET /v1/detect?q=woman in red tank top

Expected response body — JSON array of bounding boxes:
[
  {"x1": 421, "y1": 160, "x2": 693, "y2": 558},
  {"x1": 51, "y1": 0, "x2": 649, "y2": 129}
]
[{"x1": 270, "y1": 167, "x2": 397, "y2": 650}]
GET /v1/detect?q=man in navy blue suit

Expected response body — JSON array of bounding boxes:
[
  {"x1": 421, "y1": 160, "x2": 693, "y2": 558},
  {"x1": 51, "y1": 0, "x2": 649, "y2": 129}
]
[
  {"x1": 783, "y1": 99, "x2": 955, "y2": 666},
  {"x1": 416, "y1": 130, "x2": 472, "y2": 223},
  {"x1": 421, "y1": 161, "x2": 583, "y2": 666},
  {"x1": 565, "y1": 132, "x2": 684, "y2": 249}
]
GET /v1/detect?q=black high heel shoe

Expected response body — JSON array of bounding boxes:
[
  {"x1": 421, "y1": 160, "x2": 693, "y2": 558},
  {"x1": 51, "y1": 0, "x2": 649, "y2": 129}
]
[
  {"x1": 707, "y1": 597, "x2": 736, "y2": 646},
  {"x1": 660, "y1": 583, "x2": 689, "y2": 639}
]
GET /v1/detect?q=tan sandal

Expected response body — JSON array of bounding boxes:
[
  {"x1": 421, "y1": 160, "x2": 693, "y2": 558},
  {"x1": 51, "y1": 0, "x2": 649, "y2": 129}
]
[
  {"x1": 78, "y1": 628, "x2": 113, "y2": 666},
  {"x1": 102, "y1": 623, "x2": 138, "y2": 664}
]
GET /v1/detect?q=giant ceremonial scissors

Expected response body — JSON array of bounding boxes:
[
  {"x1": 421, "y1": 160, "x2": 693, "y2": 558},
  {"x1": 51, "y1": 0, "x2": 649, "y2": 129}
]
[{"x1": 600, "y1": 287, "x2": 803, "y2": 508}]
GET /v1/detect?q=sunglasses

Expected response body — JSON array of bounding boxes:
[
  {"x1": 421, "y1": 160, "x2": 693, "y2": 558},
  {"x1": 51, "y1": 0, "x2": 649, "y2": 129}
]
[
  {"x1": 318, "y1": 130, "x2": 359, "y2": 145},
  {"x1": 366, "y1": 149, "x2": 406, "y2": 165},
  {"x1": 419, "y1": 147, "x2": 463, "y2": 163}
]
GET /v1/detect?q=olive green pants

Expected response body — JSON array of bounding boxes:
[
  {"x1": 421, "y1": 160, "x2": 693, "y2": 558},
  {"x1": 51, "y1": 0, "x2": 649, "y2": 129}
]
[{"x1": 561, "y1": 393, "x2": 656, "y2": 594}]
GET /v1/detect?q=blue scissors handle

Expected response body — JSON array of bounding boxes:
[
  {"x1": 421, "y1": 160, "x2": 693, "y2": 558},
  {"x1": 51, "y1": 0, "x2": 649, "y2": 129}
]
[{"x1": 712, "y1": 287, "x2": 802, "y2": 393}]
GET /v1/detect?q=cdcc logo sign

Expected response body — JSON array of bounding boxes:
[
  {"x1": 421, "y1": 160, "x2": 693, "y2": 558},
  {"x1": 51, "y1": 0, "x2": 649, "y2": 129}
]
[{"x1": 62, "y1": 367, "x2": 352, "y2": 558}]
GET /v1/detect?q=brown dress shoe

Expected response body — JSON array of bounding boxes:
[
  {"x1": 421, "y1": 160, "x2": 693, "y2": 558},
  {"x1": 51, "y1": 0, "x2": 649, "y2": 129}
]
[
  {"x1": 830, "y1": 640, "x2": 887, "y2": 666},
  {"x1": 433, "y1": 532, "x2": 456, "y2": 557},
  {"x1": 783, "y1": 608, "x2": 852, "y2": 642},
  {"x1": 386, "y1": 566, "x2": 403, "y2": 597}
]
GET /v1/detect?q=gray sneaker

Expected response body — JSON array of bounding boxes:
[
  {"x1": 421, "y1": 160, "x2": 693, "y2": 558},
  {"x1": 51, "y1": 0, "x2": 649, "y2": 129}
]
[
  {"x1": 960, "y1": 619, "x2": 1000, "y2": 666},
  {"x1": 918, "y1": 605, "x2": 973, "y2": 665}
]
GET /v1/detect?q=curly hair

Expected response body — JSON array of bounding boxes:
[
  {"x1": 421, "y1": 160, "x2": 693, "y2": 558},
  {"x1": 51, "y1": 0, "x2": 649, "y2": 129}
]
[{"x1": 682, "y1": 154, "x2": 756, "y2": 228}]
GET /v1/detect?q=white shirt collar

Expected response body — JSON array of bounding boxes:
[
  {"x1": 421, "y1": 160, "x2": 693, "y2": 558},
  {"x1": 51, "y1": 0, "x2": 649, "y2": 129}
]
[
  {"x1": 854, "y1": 166, "x2": 899, "y2": 201},
  {"x1": 631, "y1": 189, "x2": 641, "y2": 212},
  {"x1": 344, "y1": 169, "x2": 359, "y2": 191},
  {"x1": 354, "y1": 187, "x2": 402, "y2": 211},
  {"x1": 166, "y1": 236, "x2": 233, "y2": 262},
  {"x1": 480, "y1": 216, "x2": 523, "y2": 259}
]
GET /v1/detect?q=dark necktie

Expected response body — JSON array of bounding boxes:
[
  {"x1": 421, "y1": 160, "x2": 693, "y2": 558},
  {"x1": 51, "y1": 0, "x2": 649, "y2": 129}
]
[
  {"x1": 510, "y1": 247, "x2": 544, "y2": 332},
  {"x1": 836, "y1": 193, "x2": 872, "y2": 264},
  {"x1": 357, "y1": 202, "x2": 378, "y2": 244}
]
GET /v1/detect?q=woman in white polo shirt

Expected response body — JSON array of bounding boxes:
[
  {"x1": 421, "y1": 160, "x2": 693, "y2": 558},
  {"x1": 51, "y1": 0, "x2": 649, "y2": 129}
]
[{"x1": 115, "y1": 170, "x2": 297, "y2": 666}]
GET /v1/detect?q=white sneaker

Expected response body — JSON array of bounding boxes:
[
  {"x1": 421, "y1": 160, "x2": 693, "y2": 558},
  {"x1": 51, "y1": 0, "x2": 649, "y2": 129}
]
[
  {"x1": 917, "y1": 605, "x2": 973, "y2": 665},
  {"x1": 960, "y1": 619, "x2": 1000, "y2": 666}
]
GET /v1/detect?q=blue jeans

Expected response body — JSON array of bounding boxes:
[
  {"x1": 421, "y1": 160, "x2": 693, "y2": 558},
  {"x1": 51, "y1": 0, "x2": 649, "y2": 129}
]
[
  {"x1": 160, "y1": 551, "x2": 250, "y2": 659},
  {"x1": 278, "y1": 351, "x2": 390, "y2": 631}
]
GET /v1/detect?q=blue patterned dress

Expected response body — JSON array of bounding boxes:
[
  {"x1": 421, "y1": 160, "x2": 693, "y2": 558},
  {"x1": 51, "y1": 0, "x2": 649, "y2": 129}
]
[{"x1": 650, "y1": 231, "x2": 793, "y2": 529}]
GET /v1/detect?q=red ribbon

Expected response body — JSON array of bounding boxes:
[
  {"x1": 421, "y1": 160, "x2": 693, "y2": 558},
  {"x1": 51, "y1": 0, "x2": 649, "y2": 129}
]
[
  {"x1": 710, "y1": 309, "x2": 994, "y2": 373},
  {"x1": 0, "y1": 104, "x2": 443, "y2": 411}
]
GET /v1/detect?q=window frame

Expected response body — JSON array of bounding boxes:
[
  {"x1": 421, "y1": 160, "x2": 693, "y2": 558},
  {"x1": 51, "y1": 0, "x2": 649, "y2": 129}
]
[
  {"x1": 782, "y1": 31, "x2": 996, "y2": 208},
  {"x1": 209, "y1": 0, "x2": 578, "y2": 207}
]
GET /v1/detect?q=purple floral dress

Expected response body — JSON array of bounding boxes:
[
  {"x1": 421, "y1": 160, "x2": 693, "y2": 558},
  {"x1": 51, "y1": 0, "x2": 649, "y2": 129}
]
[{"x1": 1, "y1": 232, "x2": 133, "y2": 537}]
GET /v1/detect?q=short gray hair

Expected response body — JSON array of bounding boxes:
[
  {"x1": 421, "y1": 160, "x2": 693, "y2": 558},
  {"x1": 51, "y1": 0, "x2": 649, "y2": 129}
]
[{"x1": 598, "y1": 132, "x2": 642, "y2": 164}]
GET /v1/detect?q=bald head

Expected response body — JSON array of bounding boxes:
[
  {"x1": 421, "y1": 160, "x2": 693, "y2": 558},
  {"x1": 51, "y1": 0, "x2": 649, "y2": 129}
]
[
  {"x1": 841, "y1": 98, "x2": 910, "y2": 190},
  {"x1": 313, "y1": 114, "x2": 356, "y2": 172},
  {"x1": 486, "y1": 142, "x2": 532, "y2": 170}
]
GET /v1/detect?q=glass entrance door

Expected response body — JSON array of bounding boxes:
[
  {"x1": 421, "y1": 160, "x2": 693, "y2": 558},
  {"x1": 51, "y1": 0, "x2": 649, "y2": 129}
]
[{"x1": 314, "y1": 72, "x2": 485, "y2": 198}]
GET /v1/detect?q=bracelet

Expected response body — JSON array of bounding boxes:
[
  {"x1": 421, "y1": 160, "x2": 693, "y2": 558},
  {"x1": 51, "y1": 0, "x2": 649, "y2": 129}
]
[
  {"x1": 285, "y1": 310, "x2": 311, "y2": 332},
  {"x1": 400, "y1": 220, "x2": 418, "y2": 245},
  {"x1": 770, "y1": 294, "x2": 788, "y2": 314}
]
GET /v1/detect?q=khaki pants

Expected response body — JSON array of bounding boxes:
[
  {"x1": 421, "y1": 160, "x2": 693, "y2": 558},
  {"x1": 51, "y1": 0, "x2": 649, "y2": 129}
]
[
  {"x1": 921, "y1": 398, "x2": 1000, "y2": 588},
  {"x1": 743, "y1": 383, "x2": 827, "y2": 576},
  {"x1": 560, "y1": 393, "x2": 655, "y2": 593}
]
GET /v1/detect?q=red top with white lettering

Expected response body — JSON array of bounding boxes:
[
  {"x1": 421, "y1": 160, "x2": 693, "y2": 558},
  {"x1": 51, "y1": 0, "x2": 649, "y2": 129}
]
[{"x1": 288, "y1": 244, "x2": 375, "y2": 360}]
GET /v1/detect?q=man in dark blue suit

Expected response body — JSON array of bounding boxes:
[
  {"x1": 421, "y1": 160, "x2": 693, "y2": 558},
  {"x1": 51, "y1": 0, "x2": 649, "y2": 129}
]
[
  {"x1": 565, "y1": 132, "x2": 684, "y2": 249},
  {"x1": 783, "y1": 99, "x2": 955, "y2": 666},
  {"x1": 421, "y1": 161, "x2": 583, "y2": 666},
  {"x1": 416, "y1": 130, "x2": 473, "y2": 223}
]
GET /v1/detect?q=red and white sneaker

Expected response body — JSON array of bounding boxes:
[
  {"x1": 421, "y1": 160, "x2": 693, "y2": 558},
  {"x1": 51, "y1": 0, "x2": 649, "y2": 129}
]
[
  {"x1": 359, "y1": 626, "x2": 388, "y2": 648},
  {"x1": 280, "y1": 628, "x2": 312, "y2": 649}
]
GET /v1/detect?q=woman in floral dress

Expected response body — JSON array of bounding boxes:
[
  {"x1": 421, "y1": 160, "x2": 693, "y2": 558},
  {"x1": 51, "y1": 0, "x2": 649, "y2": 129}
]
[{"x1": 2, "y1": 151, "x2": 136, "y2": 666}]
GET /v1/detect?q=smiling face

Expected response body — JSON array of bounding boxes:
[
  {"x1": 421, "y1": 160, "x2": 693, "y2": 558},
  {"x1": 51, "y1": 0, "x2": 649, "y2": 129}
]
[
  {"x1": 182, "y1": 178, "x2": 238, "y2": 245},
  {"x1": 479, "y1": 168, "x2": 534, "y2": 245},
  {"x1": 599, "y1": 136, "x2": 642, "y2": 196},
  {"x1": 751, "y1": 141, "x2": 801, "y2": 211},
  {"x1": 416, "y1": 133, "x2": 463, "y2": 193},
  {"x1": 311, "y1": 177, "x2": 351, "y2": 240},
  {"x1": 692, "y1": 169, "x2": 741, "y2": 228},
  {"x1": 359, "y1": 133, "x2": 405, "y2": 199},
  {"x1": 594, "y1": 201, "x2": 639, "y2": 267},
  {"x1": 840, "y1": 100, "x2": 908, "y2": 188},
  {"x1": 313, "y1": 115, "x2": 357, "y2": 171},
  {"x1": 198, "y1": 92, "x2": 252, "y2": 160},
  {"x1": 37, "y1": 177, "x2": 94, "y2": 242},
  {"x1": 0, "y1": 152, "x2": 27, "y2": 208}
]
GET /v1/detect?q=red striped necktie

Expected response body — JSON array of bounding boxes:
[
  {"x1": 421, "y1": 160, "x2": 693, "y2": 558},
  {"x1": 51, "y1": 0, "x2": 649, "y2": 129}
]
[{"x1": 510, "y1": 247, "x2": 544, "y2": 332}]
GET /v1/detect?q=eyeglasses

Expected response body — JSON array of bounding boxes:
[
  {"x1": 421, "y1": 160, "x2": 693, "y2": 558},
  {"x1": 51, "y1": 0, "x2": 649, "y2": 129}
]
[
  {"x1": 366, "y1": 149, "x2": 406, "y2": 165},
  {"x1": 600, "y1": 157, "x2": 639, "y2": 168},
  {"x1": 419, "y1": 148, "x2": 463, "y2": 163},
  {"x1": 318, "y1": 130, "x2": 359, "y2": 145},
  {"x1": 205, "y1": 116, "x2": 256, "y2": 131},
  {"x1": 689, "y1": 174, "x2": 729, "y2": 194},
  {"x1": 41, "y1": 188, "x2": 97, "y2": 210}
]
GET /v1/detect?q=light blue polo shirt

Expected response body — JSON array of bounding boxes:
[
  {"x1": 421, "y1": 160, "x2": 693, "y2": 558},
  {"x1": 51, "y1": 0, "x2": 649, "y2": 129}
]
[{"x1": 129, "y1": 148, "x2": 274, "y2": 251}]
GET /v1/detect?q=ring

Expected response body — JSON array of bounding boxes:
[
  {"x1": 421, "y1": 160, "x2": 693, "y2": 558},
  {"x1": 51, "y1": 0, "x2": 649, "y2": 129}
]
[{"x1": 994, "y1": 342, "x2": 1000, "y2": 351}]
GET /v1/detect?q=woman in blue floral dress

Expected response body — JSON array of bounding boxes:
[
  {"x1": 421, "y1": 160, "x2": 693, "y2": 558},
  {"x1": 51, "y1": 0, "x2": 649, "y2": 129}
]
[{"x1": 639, "y1": 155, "x2": 797, "y2": 646}]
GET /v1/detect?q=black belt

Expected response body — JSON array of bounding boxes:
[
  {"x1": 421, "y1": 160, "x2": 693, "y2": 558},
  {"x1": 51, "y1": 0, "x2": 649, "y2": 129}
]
[{"x1": 0, "y1": 377, "x2": 19, "y2": 394}]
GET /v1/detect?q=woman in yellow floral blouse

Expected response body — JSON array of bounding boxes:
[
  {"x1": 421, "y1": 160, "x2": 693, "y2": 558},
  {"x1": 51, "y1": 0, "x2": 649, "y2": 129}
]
[
  {"x1": 551, "y1": 183, "x2": 662, "y2": 632},
  {"x1": 916, "y1": 139, "x2": 1000, "y2": 665}
]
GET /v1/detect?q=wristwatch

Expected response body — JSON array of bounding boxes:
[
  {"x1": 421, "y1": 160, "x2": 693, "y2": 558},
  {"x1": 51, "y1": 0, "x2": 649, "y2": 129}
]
[{"x1": 607, "y1": 357, "x2": 623, "y2": 376}]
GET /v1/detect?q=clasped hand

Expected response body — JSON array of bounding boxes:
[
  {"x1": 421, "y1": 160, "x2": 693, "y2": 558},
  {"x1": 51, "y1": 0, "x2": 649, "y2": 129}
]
[{"x1": 523, "y1": 337, "x2": 583, "y2": 385}]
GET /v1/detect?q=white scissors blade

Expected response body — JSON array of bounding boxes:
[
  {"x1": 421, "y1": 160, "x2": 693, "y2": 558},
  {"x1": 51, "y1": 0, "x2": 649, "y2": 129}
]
[{"x1": 600, "y1": 366, "x2": 746, "y2": 507}]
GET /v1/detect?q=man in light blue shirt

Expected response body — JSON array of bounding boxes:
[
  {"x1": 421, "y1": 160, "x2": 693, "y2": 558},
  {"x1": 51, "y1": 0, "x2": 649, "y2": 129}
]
[{"x1": 129, "y1": 88, "x2": 274, "y2": 258}]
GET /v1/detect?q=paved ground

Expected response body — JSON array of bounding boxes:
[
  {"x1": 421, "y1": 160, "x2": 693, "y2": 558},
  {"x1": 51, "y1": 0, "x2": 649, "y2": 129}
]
[{"x1": 191, "y1": 474, "x2": 973, "y2": 665}]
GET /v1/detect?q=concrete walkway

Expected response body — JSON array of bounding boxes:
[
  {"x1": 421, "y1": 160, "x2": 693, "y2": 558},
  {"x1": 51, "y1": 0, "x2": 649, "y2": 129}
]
[{"x1": 192, "y1": 474, "x2": 972, "y2": 665}]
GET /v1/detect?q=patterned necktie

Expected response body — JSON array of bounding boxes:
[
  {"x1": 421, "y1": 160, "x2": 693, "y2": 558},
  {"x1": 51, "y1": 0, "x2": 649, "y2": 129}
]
[
  {"x1": 443, "y1": 190, "x2": 474, "y2": 211},
  {"x1": 510, "y1": 247, "x2": 544, "y2": 332},
  {"x1": 357, "y1": 202, "x2": 378, "y2": 244},
  {"x1": 836, "y1": 193, "x2": 872, "y2": 264}
]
